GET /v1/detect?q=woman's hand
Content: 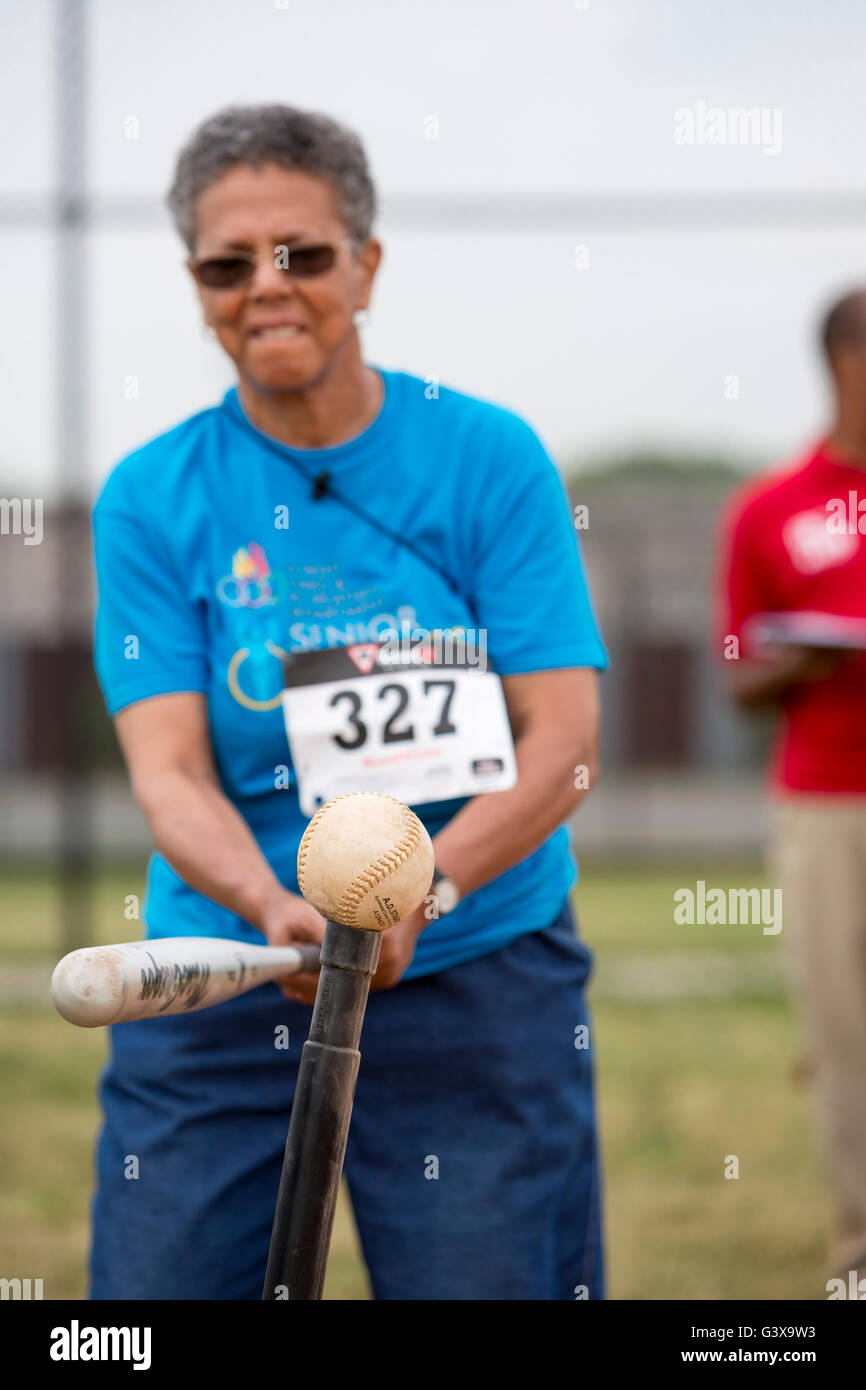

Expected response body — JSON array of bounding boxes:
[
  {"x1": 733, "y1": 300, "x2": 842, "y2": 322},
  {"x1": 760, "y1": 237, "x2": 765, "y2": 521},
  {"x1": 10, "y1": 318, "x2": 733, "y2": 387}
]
[
  {"x1": 265, "y1": 894, "x2": 425, "y2": 1005},
  {"x1": 369, "y1": 909, "x2": 425, "y2": 993},
  {"x1": 260, "y1": 889, "x2": 327, "y2": 1005}
]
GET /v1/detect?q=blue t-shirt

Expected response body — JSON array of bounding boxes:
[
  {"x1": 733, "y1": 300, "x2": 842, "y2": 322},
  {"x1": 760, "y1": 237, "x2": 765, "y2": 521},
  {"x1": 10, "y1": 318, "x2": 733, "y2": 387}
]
[{"x1": 92, "y1": 367, "x2": 607, "y2": 977}]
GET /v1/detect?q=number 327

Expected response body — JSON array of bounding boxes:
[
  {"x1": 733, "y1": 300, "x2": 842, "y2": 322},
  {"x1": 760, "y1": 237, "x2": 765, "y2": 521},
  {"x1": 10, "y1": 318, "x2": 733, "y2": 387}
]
[{"x1": 329, "y1": 680, "x2": 456, "y2": 750}]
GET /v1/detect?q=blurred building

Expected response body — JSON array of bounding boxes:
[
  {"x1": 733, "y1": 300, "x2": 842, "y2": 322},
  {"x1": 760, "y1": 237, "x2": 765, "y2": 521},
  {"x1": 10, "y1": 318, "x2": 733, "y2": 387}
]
[{"x1": 571, "y1": 456, "x2": 770, "y2": 771}]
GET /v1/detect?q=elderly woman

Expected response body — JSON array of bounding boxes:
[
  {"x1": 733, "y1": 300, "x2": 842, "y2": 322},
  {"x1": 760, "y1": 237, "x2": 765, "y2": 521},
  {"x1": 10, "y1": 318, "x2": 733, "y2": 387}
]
[{"x1": 90, "y1": 104, "x2": 608, "y2": 1301}]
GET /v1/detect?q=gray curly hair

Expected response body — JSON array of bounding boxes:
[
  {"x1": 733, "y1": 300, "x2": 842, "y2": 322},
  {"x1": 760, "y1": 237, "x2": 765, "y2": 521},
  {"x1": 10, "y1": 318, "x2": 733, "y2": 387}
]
[{"x1": 167, "y1": 104, "x2": 377, "y2": 251}]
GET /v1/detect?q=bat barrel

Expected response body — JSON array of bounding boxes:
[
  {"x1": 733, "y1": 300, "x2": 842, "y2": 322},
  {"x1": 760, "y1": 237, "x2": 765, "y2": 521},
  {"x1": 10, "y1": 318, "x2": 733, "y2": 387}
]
[
  {"x1": 50, "y1": 939, "x2": 324, "y2": 1027},
  {"x1": 262, "y1": 918, "x2": 381, "y2": 1301}
]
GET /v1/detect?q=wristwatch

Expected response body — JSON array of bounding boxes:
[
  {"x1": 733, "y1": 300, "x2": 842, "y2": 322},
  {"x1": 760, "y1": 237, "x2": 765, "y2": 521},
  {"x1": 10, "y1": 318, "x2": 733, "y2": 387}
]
[{"x1": 431, "y1": 866, "x2": 461, "y2": 916}]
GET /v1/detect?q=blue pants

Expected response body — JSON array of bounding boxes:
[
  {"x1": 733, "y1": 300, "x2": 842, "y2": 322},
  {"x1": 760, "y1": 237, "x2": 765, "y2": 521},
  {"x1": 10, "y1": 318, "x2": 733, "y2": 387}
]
[{"x1": 90, "y1": 903, "x2": 604, "y2": 1300}]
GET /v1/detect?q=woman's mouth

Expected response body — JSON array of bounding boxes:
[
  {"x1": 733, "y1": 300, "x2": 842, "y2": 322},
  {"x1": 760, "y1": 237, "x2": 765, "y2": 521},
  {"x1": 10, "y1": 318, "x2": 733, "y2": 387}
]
[{"x1": 249, "y1": 324, "x2": 305, "y2": 340}]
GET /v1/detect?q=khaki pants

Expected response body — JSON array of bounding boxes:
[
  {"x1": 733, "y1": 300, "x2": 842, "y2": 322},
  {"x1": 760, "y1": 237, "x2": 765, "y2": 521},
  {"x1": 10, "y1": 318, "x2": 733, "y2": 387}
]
[{"x1": 771, "y1": 795, "x2": 866, "y2": 1279}]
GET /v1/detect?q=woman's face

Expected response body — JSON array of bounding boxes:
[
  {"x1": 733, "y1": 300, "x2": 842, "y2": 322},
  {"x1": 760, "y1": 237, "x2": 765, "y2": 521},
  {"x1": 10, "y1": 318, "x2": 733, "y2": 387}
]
[{"x1": 190, "y1": 161, "x2": 380, "y2": 392}]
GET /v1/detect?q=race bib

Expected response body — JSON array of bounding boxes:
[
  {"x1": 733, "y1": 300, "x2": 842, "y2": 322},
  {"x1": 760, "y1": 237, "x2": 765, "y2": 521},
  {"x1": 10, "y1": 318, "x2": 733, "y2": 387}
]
[{"x1": 281, "y1": 642, "x2": 517, "y2": 816}]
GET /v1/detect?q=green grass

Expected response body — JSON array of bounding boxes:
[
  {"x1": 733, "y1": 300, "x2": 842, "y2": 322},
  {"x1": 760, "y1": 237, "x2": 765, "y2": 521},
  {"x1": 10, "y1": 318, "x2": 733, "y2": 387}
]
[
  {"x1": 0, "y1": 867, "x2": 150, "y2": 959},
  {"x1": 0, "y1": 863, "x2": 833, "y2": 1300}
]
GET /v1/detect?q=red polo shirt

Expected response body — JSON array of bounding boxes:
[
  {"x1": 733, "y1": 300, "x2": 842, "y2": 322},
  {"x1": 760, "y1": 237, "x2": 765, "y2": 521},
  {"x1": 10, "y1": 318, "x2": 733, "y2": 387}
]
[{"x1": 719, "y1": 441, "x2": 866, "y2": 794}]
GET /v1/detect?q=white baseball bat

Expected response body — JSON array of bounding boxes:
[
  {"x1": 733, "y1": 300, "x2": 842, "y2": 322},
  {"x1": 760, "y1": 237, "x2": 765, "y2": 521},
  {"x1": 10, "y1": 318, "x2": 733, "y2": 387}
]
[{"x1": 51, "y1": 937, "x2": 322, "y2": 1027}]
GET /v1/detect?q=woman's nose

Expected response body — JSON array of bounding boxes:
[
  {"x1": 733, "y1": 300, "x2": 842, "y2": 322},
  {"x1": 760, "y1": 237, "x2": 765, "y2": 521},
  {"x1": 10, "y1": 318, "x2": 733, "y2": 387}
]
[{"x1": 248, "y1": 253, "x2": 294, "y2": 296}]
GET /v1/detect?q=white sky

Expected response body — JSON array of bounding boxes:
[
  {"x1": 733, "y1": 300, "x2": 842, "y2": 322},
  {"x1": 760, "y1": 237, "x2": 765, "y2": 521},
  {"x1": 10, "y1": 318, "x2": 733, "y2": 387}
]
[{"x1": 2, "y1": 0, "x2": 866, "y2": 494}]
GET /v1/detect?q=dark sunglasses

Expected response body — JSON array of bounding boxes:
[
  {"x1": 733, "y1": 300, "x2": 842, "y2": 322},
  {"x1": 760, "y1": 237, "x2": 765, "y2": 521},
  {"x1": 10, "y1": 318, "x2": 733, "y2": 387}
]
[{"x1": 192, "y1": 237, "x2": 355, "y2": 290}]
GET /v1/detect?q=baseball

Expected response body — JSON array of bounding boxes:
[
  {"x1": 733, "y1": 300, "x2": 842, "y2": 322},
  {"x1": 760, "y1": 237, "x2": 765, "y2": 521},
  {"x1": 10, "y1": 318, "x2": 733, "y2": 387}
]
[{"x1": 297, "y1": 792, "x2": 435, "y2": 931}]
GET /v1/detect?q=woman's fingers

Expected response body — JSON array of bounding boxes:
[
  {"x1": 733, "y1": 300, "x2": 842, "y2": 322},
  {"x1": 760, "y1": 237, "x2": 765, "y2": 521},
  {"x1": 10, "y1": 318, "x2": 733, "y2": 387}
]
[{"x1": 278, "y1": 969, "x2": 318, "y2": 1006}]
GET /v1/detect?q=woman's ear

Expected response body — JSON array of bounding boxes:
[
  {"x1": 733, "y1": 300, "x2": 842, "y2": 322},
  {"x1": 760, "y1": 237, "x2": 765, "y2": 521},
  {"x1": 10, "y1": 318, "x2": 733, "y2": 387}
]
[{"x1": 355, "y1": 238, "x2": 383, "y2": 311}]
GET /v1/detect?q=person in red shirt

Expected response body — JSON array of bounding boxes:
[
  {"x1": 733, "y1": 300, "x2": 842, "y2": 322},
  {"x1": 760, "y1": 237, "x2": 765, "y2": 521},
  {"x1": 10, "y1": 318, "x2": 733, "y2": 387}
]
[{"x1": 718, "y1": 288, "x2": 866, "y2": 1289}]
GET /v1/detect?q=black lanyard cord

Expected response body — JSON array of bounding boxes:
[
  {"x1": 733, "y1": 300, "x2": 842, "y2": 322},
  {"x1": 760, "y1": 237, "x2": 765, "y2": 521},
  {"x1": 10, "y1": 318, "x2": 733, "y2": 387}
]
[{"x1": 221, "y1": 404, "x2": 481, "y2": 628}]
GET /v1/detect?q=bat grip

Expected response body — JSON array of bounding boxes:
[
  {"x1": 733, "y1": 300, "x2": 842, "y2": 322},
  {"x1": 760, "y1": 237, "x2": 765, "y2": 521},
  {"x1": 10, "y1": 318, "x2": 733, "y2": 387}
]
[{"x1": 292, "y1": 942, "x2": 324, "y2": 974}]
